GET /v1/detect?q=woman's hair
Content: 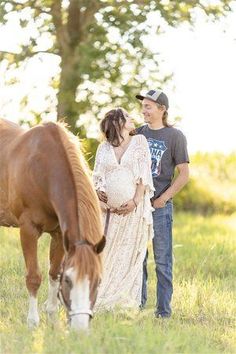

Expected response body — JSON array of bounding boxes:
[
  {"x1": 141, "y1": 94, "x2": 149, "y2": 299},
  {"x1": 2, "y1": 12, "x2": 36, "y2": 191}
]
[{"x1": 100, "y1": 108, "x2": 127, "y2": 147}]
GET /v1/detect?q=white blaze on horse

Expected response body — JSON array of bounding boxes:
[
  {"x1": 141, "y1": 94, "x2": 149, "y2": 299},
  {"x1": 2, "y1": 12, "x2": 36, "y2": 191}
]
[{"x1": 0, "y1": 119, "x2": 105, "y2": 331}]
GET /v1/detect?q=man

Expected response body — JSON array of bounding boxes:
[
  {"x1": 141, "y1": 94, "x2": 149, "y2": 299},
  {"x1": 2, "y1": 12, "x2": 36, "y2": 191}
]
[{"x1": 136, "y1": 89, "x2": 189, "y2": 318}]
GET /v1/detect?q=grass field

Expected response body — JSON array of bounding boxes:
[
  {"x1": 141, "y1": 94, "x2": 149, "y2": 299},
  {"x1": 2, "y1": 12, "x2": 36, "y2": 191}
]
[{"x1": 0, "y1": 212, "x2": 236, "y2": 354}]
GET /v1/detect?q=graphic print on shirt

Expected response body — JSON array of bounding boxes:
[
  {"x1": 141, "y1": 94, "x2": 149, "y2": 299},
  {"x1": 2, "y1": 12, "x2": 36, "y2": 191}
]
[{"x1": 147, "y1": 138, "x2": 167, "y2": 177}]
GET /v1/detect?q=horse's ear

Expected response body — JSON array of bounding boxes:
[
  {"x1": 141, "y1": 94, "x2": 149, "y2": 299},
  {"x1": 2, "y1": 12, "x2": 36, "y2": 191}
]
[{"x1": 94, "y1": 236, "x2": 106, "y2": 254}]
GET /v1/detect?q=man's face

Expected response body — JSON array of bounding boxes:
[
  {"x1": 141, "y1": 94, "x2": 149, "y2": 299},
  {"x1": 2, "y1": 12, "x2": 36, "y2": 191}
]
[{"x1": 141, "y1": 98, "x2": 163, "y2": 124}]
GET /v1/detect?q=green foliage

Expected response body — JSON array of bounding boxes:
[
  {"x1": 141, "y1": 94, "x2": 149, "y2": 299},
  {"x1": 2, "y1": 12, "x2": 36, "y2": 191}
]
[
  {"x1": 81, "y1": 137, "x2": 99, "y2": 169},
  {"x1": 0, "y1": 0, "x2": 233, "y2": 134},
  {"x1": 0, "y1": 212, "x2": 236, "y2": 353},
  {"x1": 175, "y1": 152, "x2": 236, "y2": 214}
]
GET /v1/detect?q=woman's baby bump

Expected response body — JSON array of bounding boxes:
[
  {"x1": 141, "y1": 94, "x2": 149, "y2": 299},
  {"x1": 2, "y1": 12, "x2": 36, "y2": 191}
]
[{"x1": 105, "y1": 169, "x2": 136, "y2": 209}]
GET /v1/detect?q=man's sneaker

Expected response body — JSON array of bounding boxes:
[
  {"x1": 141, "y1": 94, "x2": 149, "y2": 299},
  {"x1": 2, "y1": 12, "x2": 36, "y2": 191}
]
[
  {"x1": 154, "y1": 312, "x2": 171, "y2": 319},
  {"x1": 139, "y1": 304, "x2": 145, "y2": 311}
]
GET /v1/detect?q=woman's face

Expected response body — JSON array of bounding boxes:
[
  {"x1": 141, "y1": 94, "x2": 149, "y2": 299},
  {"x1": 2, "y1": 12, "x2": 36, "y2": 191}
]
[{"x1": 122, "y1": 110, "x2": 135, "y2": 132}]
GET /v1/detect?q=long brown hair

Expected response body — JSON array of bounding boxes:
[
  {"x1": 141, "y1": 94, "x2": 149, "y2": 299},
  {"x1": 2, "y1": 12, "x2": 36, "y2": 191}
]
[
  {"x1": 156, "y1": 104, "x2": 173, "y2": 127},
  {"x1": 100, "y1": 108, "x2": 127, "y2": 147},
  {"x1": 162, "y1": 110, "x2": 173, "y2": 127}
]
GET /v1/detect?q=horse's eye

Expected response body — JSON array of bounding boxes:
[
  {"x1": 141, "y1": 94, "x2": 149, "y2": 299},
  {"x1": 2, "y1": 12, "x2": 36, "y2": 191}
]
[{"x1": 64, "y1": 276, "x2": 72, "y2": 288}]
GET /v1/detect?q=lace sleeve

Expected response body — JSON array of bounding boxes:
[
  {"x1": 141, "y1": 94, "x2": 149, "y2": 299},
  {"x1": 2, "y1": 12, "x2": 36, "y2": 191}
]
[
  {"x1": 93, "y1": 143, "x2": 106, "y2": 192},
  {"x1": 133, "y1": 135, "x2": 154, "y2": 229},
  {"x1": 133, "y1": 135, "x2": 155, "y2": 195}
]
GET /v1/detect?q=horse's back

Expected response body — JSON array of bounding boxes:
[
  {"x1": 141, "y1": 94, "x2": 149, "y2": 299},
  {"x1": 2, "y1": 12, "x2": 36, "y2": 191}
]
[
  {"x1": 0, "y1": 121, "x2": 59, "y2": 228},
  {"x1": 6, "y1": 123, "x2": 59, "y2": 200},
  {"x1": 0, "y1": 119, "x2": 25, "y2": 226}
]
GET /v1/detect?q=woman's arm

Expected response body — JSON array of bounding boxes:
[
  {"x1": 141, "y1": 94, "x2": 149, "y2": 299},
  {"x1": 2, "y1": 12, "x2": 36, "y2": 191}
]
[
  {"x1": 133, "y1": 179, "x2": 145, "y2": 206},
  {"x1": 93, "y1": 143, "x2": 108, "y2": 203}
]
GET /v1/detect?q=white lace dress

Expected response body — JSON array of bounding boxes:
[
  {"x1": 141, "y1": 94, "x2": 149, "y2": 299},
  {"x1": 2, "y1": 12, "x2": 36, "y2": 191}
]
[{"x1": 93, "y1": 134, "x2": 154, "y2": 311}]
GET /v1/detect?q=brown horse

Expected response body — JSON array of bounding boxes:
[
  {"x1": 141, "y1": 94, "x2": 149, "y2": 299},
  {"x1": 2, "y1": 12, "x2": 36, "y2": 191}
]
[{"x1": 0, "y1": 118, "x2": 105, "y2": 331}]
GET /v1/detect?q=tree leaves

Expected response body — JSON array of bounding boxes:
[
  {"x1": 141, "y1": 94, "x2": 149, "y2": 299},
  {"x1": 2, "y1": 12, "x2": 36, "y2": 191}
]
[{"x1": 0, "y1": 0, "x2": 233, "y2": 135}]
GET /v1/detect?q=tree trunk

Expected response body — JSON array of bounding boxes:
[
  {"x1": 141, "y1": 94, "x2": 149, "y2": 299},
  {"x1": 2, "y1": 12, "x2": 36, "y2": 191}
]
[
  {"x1": 51, "y1": 1, "x2": 101, "y2": 137},
  {"x1": 57, "y1": 52, "x2": 81, "y2": 135}
]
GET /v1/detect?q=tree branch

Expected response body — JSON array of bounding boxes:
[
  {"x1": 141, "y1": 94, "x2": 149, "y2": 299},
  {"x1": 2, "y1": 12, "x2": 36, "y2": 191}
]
[
  {"x1": 27, "y1": 50, "x2": 59, "y2": 57},
  {"x1": 0, "y1": 49, "x2": 59, "y2": 60},
  {"x1": 9, "y1": 0, "x2": 50, "y2": 14},
  {"x1": 50, "y1": 0, "x2": 70, "y2": 54},
  {"x1": 82, "y1": 0, "x2": 104, "y2": 31},
  {"x1": 67, "y1": 0, "x2": 81, "y2": 44},
  {"x1": 67, "y1": 0, "x2": 104, "y2": 45}
]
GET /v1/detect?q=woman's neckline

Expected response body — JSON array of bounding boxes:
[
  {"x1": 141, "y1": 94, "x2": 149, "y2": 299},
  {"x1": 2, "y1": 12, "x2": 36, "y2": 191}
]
[{"x1": 110, "y1": 136, "x2": 135, "y2": 165}]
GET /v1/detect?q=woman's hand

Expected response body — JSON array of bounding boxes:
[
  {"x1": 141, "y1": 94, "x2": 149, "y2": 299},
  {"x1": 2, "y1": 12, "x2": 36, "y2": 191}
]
[
  {"x1": 100, "y1": 201, "x2": 109, "y2": 213},
  {"x1": 96, "y1": 190, "x2": 108, "y2": 203},
  {"x1": 116, "y1": 199, "x2": 137, "y2": 216},
  {"x1": 99, "y1": 201, "x2": 117, "y2": 214}
]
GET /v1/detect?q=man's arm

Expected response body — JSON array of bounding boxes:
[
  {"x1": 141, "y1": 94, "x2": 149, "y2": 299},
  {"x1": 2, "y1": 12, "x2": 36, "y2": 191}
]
[{"x1": 153, "y1": 163, "x2": 189, "y2": 208}]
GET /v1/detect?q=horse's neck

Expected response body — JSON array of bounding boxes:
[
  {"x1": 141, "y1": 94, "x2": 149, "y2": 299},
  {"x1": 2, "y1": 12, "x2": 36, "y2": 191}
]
[{"x1": 49, "y1": 174, "x2": 80, "y2": 243}]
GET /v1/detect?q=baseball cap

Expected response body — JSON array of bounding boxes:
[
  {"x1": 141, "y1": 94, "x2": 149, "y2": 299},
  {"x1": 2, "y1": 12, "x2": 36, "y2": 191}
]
[{"x1": 136, "y1": 89, "x2": 169, "y2": 110}]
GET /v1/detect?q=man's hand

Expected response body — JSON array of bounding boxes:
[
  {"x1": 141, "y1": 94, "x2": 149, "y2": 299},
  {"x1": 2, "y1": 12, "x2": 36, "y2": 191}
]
[
  {"x1": 96, "y1": 190, "x2": 108, "y2": 203},
  {"x1": 152, "y1": 196, "x2": 167, "y2": 209},
  {"x1": 116, "y1": 199, "x2": 137, "y2": 216}
]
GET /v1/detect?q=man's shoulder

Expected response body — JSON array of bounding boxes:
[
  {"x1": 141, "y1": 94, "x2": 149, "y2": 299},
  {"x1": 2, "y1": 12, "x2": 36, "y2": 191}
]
[
  {"x1": 169, "y1": 126, "x2": 183, "y2": 133},
  {"x1": 165, "y1": 126, "x2": 186, "y2": 139},
  {"x1": 136, "y1": 125, "x2": 186, "y2": 140},
  {"x1": 136, "y1": 124, "x2": 148, "y2": 134}
]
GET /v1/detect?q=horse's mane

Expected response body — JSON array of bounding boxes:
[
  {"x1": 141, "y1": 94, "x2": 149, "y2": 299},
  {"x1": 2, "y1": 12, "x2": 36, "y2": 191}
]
[
  {"x1": 47, "y1": 122, "x2": 103, "y2": 247},
  {"x1": 0, "y1": 119, "x2": 24, "y2": 145},
  {"x1": 68, "y1": 245, "x2": 103, "y2": 281}
]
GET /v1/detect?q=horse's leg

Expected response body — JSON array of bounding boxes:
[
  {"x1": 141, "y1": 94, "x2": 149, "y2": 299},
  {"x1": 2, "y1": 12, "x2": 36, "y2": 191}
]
[
  {"x1": 45, "y1": 229, "x2": 64, "y2": 322},
  {"x1": 20, "y1": 223, "x2": 41, "y2": 328}
]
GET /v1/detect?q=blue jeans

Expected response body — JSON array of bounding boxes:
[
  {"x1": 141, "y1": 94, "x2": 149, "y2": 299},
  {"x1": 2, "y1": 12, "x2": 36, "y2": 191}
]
[{"x1": 141, "y1": 200, "x2": 173, "y2": 317}]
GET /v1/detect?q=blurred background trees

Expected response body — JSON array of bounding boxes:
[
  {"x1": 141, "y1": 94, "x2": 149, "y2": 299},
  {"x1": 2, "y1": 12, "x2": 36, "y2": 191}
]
[
  {"x1": 175, "y1": 152, "x2": 236, "y2": 215},
  {"x1": 0, "y1": 0, "x2": 233, "y2": 135},
  {"x1": 0, "y1": 1, "x2": 235, "y2": 215}
]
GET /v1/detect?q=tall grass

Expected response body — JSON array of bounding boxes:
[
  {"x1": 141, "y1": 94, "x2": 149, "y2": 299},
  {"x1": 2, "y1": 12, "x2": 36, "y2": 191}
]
[{"x1": 0, "y1": 212, "x2": 236, "y2": 354}]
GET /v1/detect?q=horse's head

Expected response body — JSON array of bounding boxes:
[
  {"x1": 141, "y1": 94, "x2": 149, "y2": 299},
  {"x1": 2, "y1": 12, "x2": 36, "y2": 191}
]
[{"x1": 58, "y1": 236, "x2": 106, "y2": 331}]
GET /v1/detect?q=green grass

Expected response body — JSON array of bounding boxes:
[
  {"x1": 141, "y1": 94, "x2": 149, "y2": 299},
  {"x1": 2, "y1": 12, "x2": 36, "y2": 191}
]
[{"x1": 0, "y1": 212, "x2": 236, "y2": 354}]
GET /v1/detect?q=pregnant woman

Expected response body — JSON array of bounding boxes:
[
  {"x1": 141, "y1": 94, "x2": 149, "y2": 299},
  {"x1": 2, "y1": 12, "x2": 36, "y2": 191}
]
[{"x1": 93, "y1": 107, "x2": 154, "y2": 311}]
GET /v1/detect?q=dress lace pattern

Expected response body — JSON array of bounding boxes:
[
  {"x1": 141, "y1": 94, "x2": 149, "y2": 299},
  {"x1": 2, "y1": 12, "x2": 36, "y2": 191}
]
[{"x1": 93, "y1": 135, "x2": 154, "y2": 311}]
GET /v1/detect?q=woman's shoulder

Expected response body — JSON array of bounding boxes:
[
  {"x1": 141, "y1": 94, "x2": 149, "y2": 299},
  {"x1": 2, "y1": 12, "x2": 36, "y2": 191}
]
[
  {"x1": 132, "y1": 134, "x2": 147, "y2": 143},
  {"x1": 132, "y1": 134, "x2": 148, "y2": 148},
  {"x1": 97, "y1": 140, "x2": 110, "y2": 151},
  {"x1": 95, "y1": 141, "x2": 110, "y2": 159},
  {"x1": 131, "y1": 135, "x2": 150, "y2": 160}
]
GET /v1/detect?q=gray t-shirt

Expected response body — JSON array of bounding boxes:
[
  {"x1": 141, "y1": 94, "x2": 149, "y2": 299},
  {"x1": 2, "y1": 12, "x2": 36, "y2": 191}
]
[{"x1": 136, "y1": 125, "x2": 189, "y2": 198}]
